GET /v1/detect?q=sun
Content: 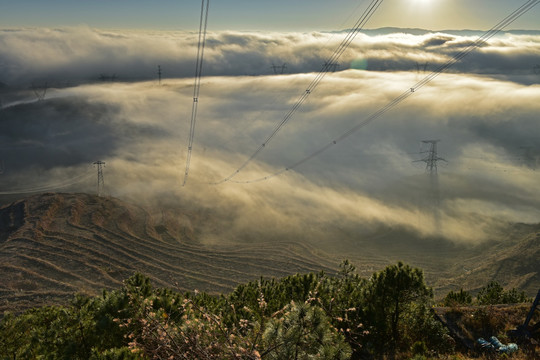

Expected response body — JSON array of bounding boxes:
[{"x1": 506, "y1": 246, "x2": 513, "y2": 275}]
[
  {"x1": 410, "y1": 0, "x2": 436, "y2": 5},
  {"x1": 408, "y1": 0, "x2": 438, "y2": 11}
]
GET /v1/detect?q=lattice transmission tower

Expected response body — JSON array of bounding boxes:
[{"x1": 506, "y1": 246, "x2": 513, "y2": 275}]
[
  {"x1": 32, "y1": 82, "x2": 48, "y2": 101},
  {"x1": 414, "y1": 140, "x2": 447, "y2": 231},
  {"x1": 415, "y1": 140, "x2": 446, "y2": 175},
  {"x1": 271, "y1": 63, "x2": 287, "y2": 74},
  {"x1": 519, "y1": 145, "x2": 539, "y2": 170},
  {"x1": 93, "y1": 161, "x2": 105, "y2": 196}
]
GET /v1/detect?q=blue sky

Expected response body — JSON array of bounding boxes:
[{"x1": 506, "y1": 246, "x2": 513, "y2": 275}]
[{"x1": 1, "y1": 0, "x2": 539, "y2": 31}]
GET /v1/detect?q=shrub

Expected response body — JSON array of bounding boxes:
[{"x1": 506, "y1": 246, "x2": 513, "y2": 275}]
[
  {"x1": 411, "y1": 340, "x2": 428, "y2": 356},
  {"x1": 476, "y1": 281, "x2": 528, "y2": 305},
  {"x1": 443, "y1": 289, "x2": 472, "y2": 307}
]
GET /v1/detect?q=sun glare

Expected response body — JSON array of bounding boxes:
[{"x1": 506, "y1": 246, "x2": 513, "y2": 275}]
[
  {"x1": 405, "y1": 0, "x2": 439, "y2": 19},
  {"x1": 410, "y1": 0, "x2": 436, "y2": 6}
]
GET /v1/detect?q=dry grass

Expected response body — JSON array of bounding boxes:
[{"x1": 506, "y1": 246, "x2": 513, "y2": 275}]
[
  {"x1": 434, "y1": 304, "x2": 539, "y2": 360},
  {"x1": 0, "y1": 193, "x2": 338, "y2": 313}
]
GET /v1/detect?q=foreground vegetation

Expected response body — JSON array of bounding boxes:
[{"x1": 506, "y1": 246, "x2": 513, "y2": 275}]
[{"x1": 0, "y1": 261, "x2": 532, "y2": 359}]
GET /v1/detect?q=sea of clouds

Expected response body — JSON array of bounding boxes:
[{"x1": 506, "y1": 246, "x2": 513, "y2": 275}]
[{"x1": 1, "y1": 27, "x2": 539, "y2": 248}]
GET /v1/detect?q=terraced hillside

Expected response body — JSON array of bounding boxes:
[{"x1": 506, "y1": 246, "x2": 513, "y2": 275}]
[
  {"x1": 1, "y1": 192, "x2": 538, "y2": 314},
  {"x1": 328, "y1": 223, "x2": 540, "y2": 297},
  {"x1": 436, "y1": 225, "x2": 540, "y2": 296},
  {"x1": 0, "y1": 193, "x2": 337, "y2": 313}
]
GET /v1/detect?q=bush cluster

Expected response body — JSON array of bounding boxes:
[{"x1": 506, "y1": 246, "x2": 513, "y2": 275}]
[
  {"x1": 1, "y1": 261, "x2": 455, "y2": 359},
  {"x1": 442, "y1": 282, "x2": 529, "y2": 308}
]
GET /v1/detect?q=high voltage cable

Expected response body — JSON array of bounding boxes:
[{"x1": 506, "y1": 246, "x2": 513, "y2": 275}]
[
  {"x1": 183, "y1": 0, "x2": 210, "y2": 187},
  {"x1": 228, "y1": 0, "x2": 540, "y2": 184},
  {"x1": 214, "y1": 0, "x2": 385, "y2": 185},
  {"x1": 208, "y1": 2, "x2": 369, "y2": 155},
  {"x1": 0, "y1": 170, "x2": 94, "y2": 195}
]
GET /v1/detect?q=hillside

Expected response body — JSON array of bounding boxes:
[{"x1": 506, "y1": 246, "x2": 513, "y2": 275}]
[
  {"x1": 0, "y1": 192, "x2": 336, "y2": 313},
  {"x1": 0, "y1": 192, "x2": 538, "y2": 314},
  {"x1": 330, "y1": 223, "x2": 540, "y2": 297},
  {"x1": 434, "y1": 303, "x2": 540, "y2": 351},
  {"x1": 435, "y1": 225, "x2": 540, "y2": 296}
]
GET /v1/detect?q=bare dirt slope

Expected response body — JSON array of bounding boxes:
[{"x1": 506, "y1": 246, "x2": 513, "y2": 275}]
[
  {"x1": 0, "y1": 192, "x2": 336, "y2": 313},
  {"x1": 0, "y1": 192, "x2": 538, "y2": 314},
  {"x1": 432, "y1": 224, "x2": 540, "y2": 296},
  {"x1": 434, "y1": 304, "x2": 539, "y2": 354},
  {"x1": 337, "y1": 223, "x2": 540, "y2": 297}
]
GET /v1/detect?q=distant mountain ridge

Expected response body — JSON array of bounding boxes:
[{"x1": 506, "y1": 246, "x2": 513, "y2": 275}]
[
  {"x1": 438, "y1": 226, "x2": 540, "y2": 294},
  {"x1": 334, "y1": 221, "x2": 540, "y2": 297},
  {"x1": 337, "y1": 27, "x2": 540, "y2": 36}
]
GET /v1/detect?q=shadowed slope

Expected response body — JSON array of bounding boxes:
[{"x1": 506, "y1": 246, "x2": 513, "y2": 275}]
[
  {"x1": 0, "y1": 192, "x2": 538, "y2": 313},
  {"x1": 0, "y1": 192, "x2": 336, "y2": 313},
  {"x1": 437, "y1": 225, "x2": 540, "y2": 295}
]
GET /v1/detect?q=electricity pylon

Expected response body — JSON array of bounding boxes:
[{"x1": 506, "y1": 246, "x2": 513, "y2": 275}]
[
  {"x1": 271, "y1": 63, "x2": 287, "y2": 74},
  {"x1": 32, "y1": 82, "x2": 48, "y2": 101},
  {"x1": 415, "y1": 140, "x2": 446, "y2": 175},
  {"x1": 93, "y1": 161, "x2": 105, "y2": 196},
  {"x1": 414, "y1": 140, "x2": 447, "y2": 232},
  {"x1": 415, "y1": 62, "x2": 429, "y2": 73},
  {"x1": 519, "y1": 145, "x2": 539, "y2": 170},
  {"x1": 158, "y1": 65, "x2": 162, "y2": 85}
]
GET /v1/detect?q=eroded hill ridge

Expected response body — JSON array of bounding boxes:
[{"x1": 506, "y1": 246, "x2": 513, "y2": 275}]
[
  {"x1": 0, "y1": 192, "x2": 336, "y2": 313},
  {"x1": 0, "y1": 192, "x2": 538, "y2": 314}
]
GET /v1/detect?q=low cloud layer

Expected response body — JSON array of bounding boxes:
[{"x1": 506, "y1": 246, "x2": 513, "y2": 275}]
[
  {"x1": 1, "y1": 27, "x2": 539, "y2": 86},
  {"x1": 0, "y1": 27, "x2": 539, "y2": 250}
]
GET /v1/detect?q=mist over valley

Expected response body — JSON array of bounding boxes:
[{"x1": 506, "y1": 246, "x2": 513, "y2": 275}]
[{"x1": 1, "y1": 24, "x2": 539, "y2": 310}]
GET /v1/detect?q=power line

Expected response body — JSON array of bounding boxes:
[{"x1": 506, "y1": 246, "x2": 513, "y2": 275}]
[
  {"x1": 208, "y1": 2, "x2": 371, "y2": 156},
  {"x1": 183, "y1": 0, "x2": 210, "y2": 187},
  {"x1": 324, "y1": 62, "x2": 340, "y2": 72},
  {"x1": 214, "y1": 0, "x2": 385, "y2": 184},
  {"x1": 0, "y1": 170, "x2": 93, "y2": 195},
  {"x1": 226, "y1": 0, "x2": 540, "y2": 184}
]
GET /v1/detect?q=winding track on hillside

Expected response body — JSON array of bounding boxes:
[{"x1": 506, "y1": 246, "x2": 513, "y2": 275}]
[{"x1": 0, "y1": 193, "x2": 337, "y2": 313}]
